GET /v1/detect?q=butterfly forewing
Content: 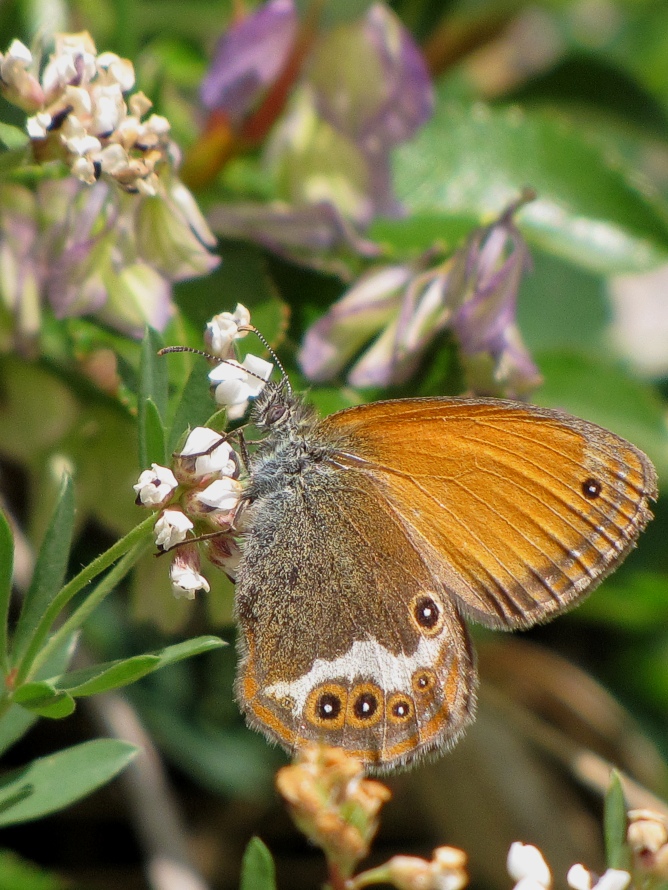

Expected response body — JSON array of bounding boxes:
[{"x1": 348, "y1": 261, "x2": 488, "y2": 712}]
[{"x1": 320, "y1": 398, "x2": 657, "y2": 629}]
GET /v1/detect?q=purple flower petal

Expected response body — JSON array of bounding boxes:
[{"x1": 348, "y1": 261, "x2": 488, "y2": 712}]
[
  {"x1": 201, "y1": 0, "x2": 298, "y2": 123},
  {"x1": 208, "y1": 199, "x2": 381, "y2": 257}
]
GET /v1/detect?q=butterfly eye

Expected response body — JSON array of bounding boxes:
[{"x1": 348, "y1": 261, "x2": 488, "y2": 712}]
[{"x1": 265, "y1": 404, "x2": 288, "y2": 426}]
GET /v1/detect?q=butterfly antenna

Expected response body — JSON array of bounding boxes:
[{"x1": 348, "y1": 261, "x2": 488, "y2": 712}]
[
  {"x1": 158, "y1": 344, "x2": 280, "y2": 388},
  {"x1": 240, "y1": 326, "x2": 292, "y2": 393},
  {"x1": 158, "y1": 346, "x2": 219, "y2": 362}
]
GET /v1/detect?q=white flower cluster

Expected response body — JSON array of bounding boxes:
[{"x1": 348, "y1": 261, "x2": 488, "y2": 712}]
[
  {"x1": 133, "y1": 305, "x2": 275, "y2": 598},
  {"x1": 1, "y1": 32, "x2": 173, "y2": 195},
  {"x1": 507, "y1": 843, "x2": 630, "y2": 890}
]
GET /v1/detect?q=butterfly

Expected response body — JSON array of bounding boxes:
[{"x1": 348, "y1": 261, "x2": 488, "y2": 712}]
[{"x1": 231, "y1": 381, "x2": 657, "y2": 770}]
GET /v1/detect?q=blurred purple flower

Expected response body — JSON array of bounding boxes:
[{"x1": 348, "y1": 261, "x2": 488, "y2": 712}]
[
  {"x1": 203, "y1": 1, "x2": 433, "y2": 251},
  {"x1": 201, "y1": 0, "x2": 298, "y2": 125},
  {"x1": 299, "y1": 199, "x2": 542, "y2": 399},
  {"x1": 1, "y1": 173, "x2": 218, "y2": 342},
  {"x1": 448, "y1": 209, "x2": 541, "y2": 397}
]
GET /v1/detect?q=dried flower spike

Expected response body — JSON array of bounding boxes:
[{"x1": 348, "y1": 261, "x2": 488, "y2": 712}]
[{"x1": 276, "y1": 743, "x2": 391, "y2": 880}]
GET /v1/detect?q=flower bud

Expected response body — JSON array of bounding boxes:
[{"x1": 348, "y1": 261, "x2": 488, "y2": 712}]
[
  {"x1": 204, "y1": 303, "x2": 251, "y2": 358},
  {"x1": 174, "y1": 427, "x2": 239, "y2": 482},
  {"x1": 507, "y1": 843, "x2": 551, "y2": 889},
  {"x1": 154, "y1": 507, "x2": 193, "y2": 551},
  {"x1": 209, "y1": 353, "x2": 274, "y2": 419},
  {"x1": 169, "y1": 543, "x2": 210, "y2": 599},
  {"x1": 133, "y1": 463, "x2": 178, "y2": 507}
]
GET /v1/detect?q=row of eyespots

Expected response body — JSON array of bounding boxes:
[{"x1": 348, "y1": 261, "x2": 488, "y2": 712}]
[{"x1": 304, "y1": 669, "x2": 440, "y2": 731}]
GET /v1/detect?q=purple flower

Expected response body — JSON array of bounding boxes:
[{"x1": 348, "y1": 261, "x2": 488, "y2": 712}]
[
  {"x1": 203, "y1": 1, "x2": 433, "y2": 249},
  {"x1": 1, "y1": 173, "x2": 218, "y2": 342},
  {"x1": 201, "y1": 0, "x2": 298, "y2": 125},
  {"x1": 299, "y1": 199, "x2": 541, "y2": 399},
  {"x1": 448, "y1": 208, "x2": 541, "y2": 397}
]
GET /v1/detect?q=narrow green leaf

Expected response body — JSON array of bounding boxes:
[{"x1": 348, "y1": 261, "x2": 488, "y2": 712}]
[
  {"x1": 138, "y1": 327, "x2": 168, "y2": 468},
  {"x1": 240, "y1": 837, "x2": 277, "y2": 890},
  {"x1": 141, "y1": 397, "x2": 167, "y2": 468},
  {"x1": 604, "y1": 771, "x2": 629, "y2": 869},
  {"x1": 26, "y1": 636, "x2": 224, "y2": 699},
  {"x1": 52, "y1": 655, "x2": 160, "y2": 697},
  {"x1": 148, "y1": 635, "x2": 226, "y2": 668},
  {"x1": 0, "y1": 510, "x2": 14, "y2": 669},
  {"x1": 13, "y1": 683, "x2": 75, "y2": 719},
  {"x1": 394, "y1": 101, "x2": 668, "y2": 274},
  {"x1": 0, "y1": 739, "x2": 137, "y2": 826},
  {"x1": 167, "y1": 361, "x2": 217, "y2": 455},
  {"x1": 11, "y1": 477, "x2": 74, "y2": 668}
]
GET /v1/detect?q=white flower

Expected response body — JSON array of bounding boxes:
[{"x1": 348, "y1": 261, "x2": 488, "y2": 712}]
[
  {"x1": 133, "y1": 463, "x2": 178, "y2": 506},
  {"x1": 154, "y1": 507, "x2": 193, "y2": 550},
  {"x1": 66, "y1": 133, "x2": 102, "y2": 157},
  {"x1": 178, "y1": 427, "x2": 237, "y2": 478},
  {"x1": 196, "y1": 477, "x2": 242, "y2": 511},
  {"x1": 169, "y1": 545, "x2": 210, "y2": 599},
  {"x1": 507, "y1": 843, "x2": 551, "y2": 889},
  {"x1": 0, "y1": 40, "x2": 44, "y2": 112},
  {"x1": 209, "y1": 353, "x2": 274, "y2": 419},
  {"x1": 205, "y1": 303, "x2": 251, "y2": 357},
  {"x1": 567, "y1": 866, "x2": 630, "y2": 890},
  {"x1": 96, "y1": 52, "x2": 135, "y2": 92},
  {"x1": 26, "y1": 112, "x2": 51, "y2": 138}
]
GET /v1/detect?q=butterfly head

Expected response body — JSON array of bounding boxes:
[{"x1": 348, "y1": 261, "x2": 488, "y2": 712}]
[{"x1": 251, "y1": 379, "x2": 315, "y2": 435}]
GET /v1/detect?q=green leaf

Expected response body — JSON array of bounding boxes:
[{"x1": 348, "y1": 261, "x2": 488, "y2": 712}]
[
  {"x1": 604, "y1": 771, "x2": 630, "y2": 869},
  {"x1": 393, "y1": 101, "x2": 668, "y2": 274},
  {"x1": 138, "y1": 327, "x2": 168, "y2": 468},
  {"x1": 0, "y1": 634, "x2": 77, "y2": 756},
  {"x1": 141, "y1": 397, "x2": 167, "y2": 468},
  {"x1": 12, "y1": 683, "x2": 75, "y2": 719},
  {"x1": 0, "y1": 739, "x2": 137, "y2": 826},
  {"x1": 240, "y1": 837, "x2": 277, "y2": 890},
  {"x1": 0, "y1": 511, "x2": 14, "y2": 670},
  {"x1": 0, "y1": 849, "x2": 66, "y2": 889},
  {"x1": 33, "y1": 635, "x2": 224, "y2": 698},
  {"x1": 167, "y1": 360, "x2": 217, "y2": 455},
  {"x1": 0, "y1": 123, "x2": 29, "y2": 150},
  {"x1": 11, "y1": 477, "x2": 74, "y2": 669},
  {"x1": 51, "y1": 656, "x2": 160, "y2": 697}
]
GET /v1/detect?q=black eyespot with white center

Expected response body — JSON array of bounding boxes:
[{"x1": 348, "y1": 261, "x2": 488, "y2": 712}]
[
  {"x1": 317, "y1": 692, "x2": 342, "y2": 721},
  {"x1": 387, "y1": 692, "x2": 414, "y2": 724},
  {"x1": 353, "y1": 692, "x2": 378, "y2": 720},
  {"x1": 582, "y1": 477, "x2": 602, "y2": 500},
  {"x1": 415, "y1": 596, "x2": 439, "y2": 629}
]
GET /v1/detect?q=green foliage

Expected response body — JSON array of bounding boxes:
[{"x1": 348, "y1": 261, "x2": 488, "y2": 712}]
[
  {"x1": 392, "y1": 101, "x2": 668, "y2": 274},
  {"x1": 604, "y1": 771, "x2": 630, "y2": 870},
  {"x1": 0, "y1": 739, "x2": 137, "y2": 826},
  {"x1": 240, "y1": 837, "x2": 277, "y2": 890}
]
